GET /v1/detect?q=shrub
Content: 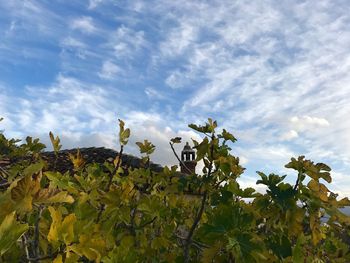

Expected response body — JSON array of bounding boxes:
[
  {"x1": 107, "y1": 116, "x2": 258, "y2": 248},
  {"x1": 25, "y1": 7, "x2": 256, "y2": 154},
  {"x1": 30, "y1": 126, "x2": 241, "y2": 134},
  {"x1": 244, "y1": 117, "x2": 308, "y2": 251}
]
[{"x1": 0, "y1": 118, "x2": 349, "y2": 262}]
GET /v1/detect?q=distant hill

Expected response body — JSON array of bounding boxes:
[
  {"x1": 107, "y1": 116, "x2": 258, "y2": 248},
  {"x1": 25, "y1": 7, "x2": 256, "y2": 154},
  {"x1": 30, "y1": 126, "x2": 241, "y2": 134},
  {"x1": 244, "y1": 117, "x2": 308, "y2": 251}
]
[{"x1": 40, "y1": 147, "x2": 163, "y2": 174}]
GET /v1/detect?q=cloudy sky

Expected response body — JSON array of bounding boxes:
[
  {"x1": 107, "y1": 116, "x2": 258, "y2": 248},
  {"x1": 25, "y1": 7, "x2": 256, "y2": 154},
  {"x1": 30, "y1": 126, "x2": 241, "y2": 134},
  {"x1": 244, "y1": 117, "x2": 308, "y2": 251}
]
[{"x1": 1, "y1": 0, "x2": 350, "y2": 196}]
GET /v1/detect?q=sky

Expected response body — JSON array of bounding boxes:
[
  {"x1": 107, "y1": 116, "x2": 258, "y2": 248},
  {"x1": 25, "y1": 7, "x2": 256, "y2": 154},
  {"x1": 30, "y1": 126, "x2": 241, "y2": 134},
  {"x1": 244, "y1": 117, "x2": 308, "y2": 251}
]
[{"x1": 1, "y1": 0, "x2": 350, "y2": 196}]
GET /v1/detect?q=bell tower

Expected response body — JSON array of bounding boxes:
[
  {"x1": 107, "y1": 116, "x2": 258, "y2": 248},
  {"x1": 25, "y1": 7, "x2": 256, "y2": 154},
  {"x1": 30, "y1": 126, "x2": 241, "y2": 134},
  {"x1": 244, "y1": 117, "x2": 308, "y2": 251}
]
[{"x1": 180, "y1": 142, "x2": 196, "y2": 174}]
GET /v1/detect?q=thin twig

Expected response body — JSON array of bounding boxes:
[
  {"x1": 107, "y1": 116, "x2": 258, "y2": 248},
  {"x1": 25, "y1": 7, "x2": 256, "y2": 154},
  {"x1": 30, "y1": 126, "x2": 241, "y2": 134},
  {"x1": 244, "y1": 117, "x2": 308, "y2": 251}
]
[
  {"x1": 139, "y1": 216, "x2": 157, "y2": 228},
  {"x1": 169, "y1": 142, "x2": 193, "y2": 174}
]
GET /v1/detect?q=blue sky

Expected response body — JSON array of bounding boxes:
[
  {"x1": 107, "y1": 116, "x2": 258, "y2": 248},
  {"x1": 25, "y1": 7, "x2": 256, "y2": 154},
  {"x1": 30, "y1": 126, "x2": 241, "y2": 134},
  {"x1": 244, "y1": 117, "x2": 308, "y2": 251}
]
[{"x1": 1, "y1": 0, "x2": 350, "y2": 196}]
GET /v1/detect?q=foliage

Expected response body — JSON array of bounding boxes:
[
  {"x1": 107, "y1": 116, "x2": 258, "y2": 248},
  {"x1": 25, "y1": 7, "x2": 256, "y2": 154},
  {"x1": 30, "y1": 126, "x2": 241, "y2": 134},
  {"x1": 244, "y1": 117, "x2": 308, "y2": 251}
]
[{"x1": 0, "y1": 118, "x2": 350, "y2": 262}]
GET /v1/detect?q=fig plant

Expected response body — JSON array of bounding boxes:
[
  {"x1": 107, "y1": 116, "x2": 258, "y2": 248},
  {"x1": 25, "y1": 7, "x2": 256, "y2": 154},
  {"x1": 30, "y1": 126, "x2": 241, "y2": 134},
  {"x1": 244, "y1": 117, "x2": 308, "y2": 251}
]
[{"x1": 0, "y1": 118, "x2": 349, "y2": 262}]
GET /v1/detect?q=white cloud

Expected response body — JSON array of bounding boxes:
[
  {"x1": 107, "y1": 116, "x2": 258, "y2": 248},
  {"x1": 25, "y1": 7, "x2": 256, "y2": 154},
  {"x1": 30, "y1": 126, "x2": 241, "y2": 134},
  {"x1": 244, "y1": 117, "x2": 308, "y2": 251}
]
[
  {"x1": 61, "y1": 37, "x2": 86, "y2": 48},
  {"x1": 280, "y1": 130, "x2": 298, "y2": 141},
  {"x1": 144, "y1": 87, "x2": 165, "y2": 100},
  {"x1": 98, "y1": 61, "x2": 122, "y2": 80},
  {"x1": 108, "y1": 25, "x2": 146, "y2": 59},
  {"x1": 2, "y1": 0, "x2": 350, "y2": 197},
  {"x1": 122, "y1": 113, "x2": 202, "y2": 167},
  {"x1": 290, "y1": 115, "x2": 330, "y2": 132},
  {"x1": 160, "y1": 23, "x2": 197, "y2": 57},
  {"x1": 71, "y1": 17, "x2": 96, "y2": 33},
  {"x1": 88, "y1": 0, "x2": 104, "y2": 9},
  {"x1": 9, "y1": 74, "x2": 117, "y2": 137},
  {"x1": 165, "y1": 71, "x2": 188, "y2": 89}
]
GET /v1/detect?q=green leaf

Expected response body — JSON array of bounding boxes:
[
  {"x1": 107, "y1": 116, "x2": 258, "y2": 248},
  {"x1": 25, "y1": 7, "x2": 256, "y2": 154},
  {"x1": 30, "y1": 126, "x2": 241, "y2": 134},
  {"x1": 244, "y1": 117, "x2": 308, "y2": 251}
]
[
  {"x1": 227, "y1": 232, "x2": 262, "y2": 262},
  {"x1": 188, "y1": 123, "x2": 212, "y2": 133},
  {"x1": 292, "y1": 234, "x2": 305, "y2": 263},
  {"x1": 194, "y1": 137, "x2": 209, "y2": 161},
  {"x1": 201, "y1": 242, "x2": 222, "y2": 263},
  {"x1": 256, "y1": 172, "x2": 286, "y2": 186},
  {"x1": 23, "y1": 161, "x2": 44, "y2": 176},
  {"x1": 170, "y1": 137, "x2": 182, "y2": 144},
  {"x1": 136, "y1": 140, "x2": 155, "y2": 155},
  {"x1": 207, "y1": 118, "x2": 217, "y2": 131},
  {"x1": 220, "y1": 129, "x2": 237, "y2": 143},
  {"x1": 0, "y1": 212, "x2": 28, "y2": 255},
  {"x1": 267, "y1": 234, "x2": 292, "y2": 259}
]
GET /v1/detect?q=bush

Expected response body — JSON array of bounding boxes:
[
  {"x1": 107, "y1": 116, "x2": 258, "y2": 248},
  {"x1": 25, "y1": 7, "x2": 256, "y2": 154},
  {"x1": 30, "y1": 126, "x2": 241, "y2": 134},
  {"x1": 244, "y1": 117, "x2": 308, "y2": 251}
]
[{"x1": 0, "y1": 118, "x2": 349, "y2": 262}]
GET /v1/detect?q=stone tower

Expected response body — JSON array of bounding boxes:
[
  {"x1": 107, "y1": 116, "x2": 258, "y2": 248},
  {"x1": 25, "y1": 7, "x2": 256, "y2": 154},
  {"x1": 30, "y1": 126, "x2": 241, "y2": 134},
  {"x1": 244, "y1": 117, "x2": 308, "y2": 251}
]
[{"x1": 180, "y1": 142, "x2": 196, "y2": 174}]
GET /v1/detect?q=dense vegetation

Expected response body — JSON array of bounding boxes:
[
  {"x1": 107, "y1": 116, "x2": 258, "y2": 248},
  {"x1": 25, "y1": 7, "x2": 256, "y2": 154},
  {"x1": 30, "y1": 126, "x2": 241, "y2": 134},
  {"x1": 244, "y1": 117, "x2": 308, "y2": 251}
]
[{"x1": 0, "y1": 118, "x2": 350, "y2": 262}]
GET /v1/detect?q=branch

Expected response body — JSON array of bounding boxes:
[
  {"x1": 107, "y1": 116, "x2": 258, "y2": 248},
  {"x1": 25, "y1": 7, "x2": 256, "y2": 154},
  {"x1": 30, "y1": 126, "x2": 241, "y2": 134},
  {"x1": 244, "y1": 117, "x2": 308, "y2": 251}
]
[
  {"x1": 96, "y1": 203, "x2": 105, "y2": 223},
  {"x1": 0, "y1": 166, "x2": 10, "y2": 178},
  {"x1": 293, "y1": 170, "x2": 302, "y2": 192},
  {"x1": 97, "y1": 145, "x2": 124, "y2": 223},
  {"x1": 26, "y1": 252, "x2": 58, "y2": 262},
  {"x1": 183, "y1": 134, "x2": 215, "y2": 262},
  {"x1": 33, "y1": 206, "x2": 43, "y2": 259},
  {"x1": 174, "y1": 234, "x2": 210, "y2": 250},
  {"x1": 129, "y1": 207, "x2": 137, "y2": 236},
  {"x1": 169, "y1": 142, "x2": 193, "y2": 175},
  {"x1": 21, "y1": 234, "x2": 31, "y2": 261},
  {"x1": 106, "y1": 145, "x2": 124, "y2": 191},
  {"x1": 139, "y1": 216, "x2": 157, "y2": 228},
  {"x1": 0, "y1": 180, "x2": 10, "y2": 189}
]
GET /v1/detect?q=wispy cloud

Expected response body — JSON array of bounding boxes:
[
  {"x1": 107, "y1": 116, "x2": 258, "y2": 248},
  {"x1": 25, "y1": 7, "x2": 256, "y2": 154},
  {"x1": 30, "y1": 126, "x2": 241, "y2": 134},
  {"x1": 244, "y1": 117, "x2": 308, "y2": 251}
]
[
  {"x1": 71, "y1": 16, "x2": 96, "y2": 33},
  {"x1": 98, "y1": 61, "x2": 123, "y2": 80},
  {"x1": 1, "y1": 0, "x2": 350, "y2": 196},
  {"x1": 88, "y1": 0, "x2": 104, "y2": 10}
]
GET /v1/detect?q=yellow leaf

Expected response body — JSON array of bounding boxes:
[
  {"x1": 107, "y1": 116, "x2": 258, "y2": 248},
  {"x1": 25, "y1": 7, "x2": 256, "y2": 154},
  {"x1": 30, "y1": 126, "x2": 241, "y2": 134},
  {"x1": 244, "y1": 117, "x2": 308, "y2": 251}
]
[
  {"x1": 287, "y1": 207, "x2": 304, "y2": 236},
  {"x1": 0, "y1": 212, "x2": 29, "y2": 255},
  {"x1": 69, "y1": 234, "x2": 106, "y2": 263},
  {"x1": 11, "y1": 175, "x2": 41, "y2": 212},
  {"x1": 48, "y1": 206, "x2": 76, "y2": 245},
  {"x1": 53, "y1": 254, "x2": 63, "y2": 263},
  {"x1": 308, "y1": 180, "x2": 328, "y2": 202},
  {"x1": 68, "y1": 149, "x2": 85, "y2": 170},
  {"x1": 61, "y1": 214, "x2": 76, "y2": 244},
  {"x1": 201, "y1": 241, "x2": 222, "y2": 263},
  {"x1": 34, "y1": 189, "x2": 74, "y2": 204},
  {"x1": 65, "y1": 250, "x2": 80, "y2": 263},
  {"x1": 310, "y1": 212, "x2": 325, "y2": 245},
  {"x1": 47, "y1": 206, "x2": 62, "y2": 244}
]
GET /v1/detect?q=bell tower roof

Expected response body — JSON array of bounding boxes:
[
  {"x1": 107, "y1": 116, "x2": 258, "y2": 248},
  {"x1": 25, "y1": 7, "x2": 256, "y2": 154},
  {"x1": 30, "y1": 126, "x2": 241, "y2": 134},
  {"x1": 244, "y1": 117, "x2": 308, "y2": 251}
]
[{"x1": 180, "y1": 142, "x2": 196, "y2": 175}]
